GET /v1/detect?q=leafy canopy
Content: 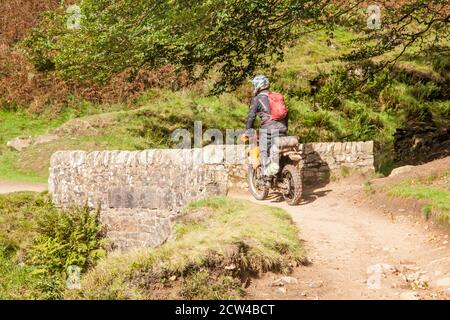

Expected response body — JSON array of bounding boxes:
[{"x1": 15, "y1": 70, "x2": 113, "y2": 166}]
[
  {"x1": 24, "y1": 0, "x2": 327, "y2": 92},
  {"x1": 24, "y1": 0, "x2": 449, "y2": 93}
]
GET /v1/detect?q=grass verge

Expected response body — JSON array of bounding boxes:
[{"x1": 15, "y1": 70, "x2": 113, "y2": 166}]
[
  {"x1": 66, "y1": 197, "x2": 305, "y2": 300},
  {"x1": 387, "y1": 172, "x2": 450, "y2": 227}
]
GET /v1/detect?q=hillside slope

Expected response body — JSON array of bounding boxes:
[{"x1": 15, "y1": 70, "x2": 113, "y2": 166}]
[
  {"x1": 1, "y1": 3, "x2": 449, "y2": 181},
  {"x1": 368, "y1": 157, "x2": 450, "y2": 229}
]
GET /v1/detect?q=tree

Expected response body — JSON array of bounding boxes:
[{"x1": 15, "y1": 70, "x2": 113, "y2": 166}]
[
  {"x1": 342, "y1": 0, "x2": 449, "y2": 78},
  {"x1": 24, "y1": 0, "x2": 332, "y2": 92},
  {"x1": 23, "y1": 0, "x2": 449, "y2": 93}
]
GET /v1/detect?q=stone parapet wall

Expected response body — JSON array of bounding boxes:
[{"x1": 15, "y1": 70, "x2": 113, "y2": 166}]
[
  {"x1": 100, "y1": 209, "x2": 171, "y2": 251},
  {"x1": 221, "y1": 141, "x2": 375, "y2": 188},
  {"x1": 49, "y1": 141, "x2": 374, "y2": 250},
  {"x1": 300, "y1": 141, "x2": 374, "y2": 184},
  {"x1": 49, "y1": 149, "x2": 230, "y2": 210},
  {"x1": 49, "y1": 149, "x2": 231, "y2": 251}
]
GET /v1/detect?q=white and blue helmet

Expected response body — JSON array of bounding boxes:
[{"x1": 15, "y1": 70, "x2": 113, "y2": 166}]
[{"x1": 251, "y1": 75, "x2": 270, "y2": 94}]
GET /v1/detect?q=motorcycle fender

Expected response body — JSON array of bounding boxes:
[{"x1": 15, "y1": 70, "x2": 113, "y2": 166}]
[{"x1": 248, "y1": 146, "x2": 261, "y2": 169}]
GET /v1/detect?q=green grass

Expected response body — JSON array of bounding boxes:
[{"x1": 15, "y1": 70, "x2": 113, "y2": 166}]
[
  {"x1": 363, "y1": 181, "x2": 375, "y2": 195},
  {"x1": 178, "y1": 270, "x2": 243, "y2": 300},
  {"x1": 387, "y1": 172, "x2": 450, "y2": 227},
  {"x1": 0, "y1": 89, "x2": 248, "y2": 182},
  {"x1": 0, "y1": 193, "x2": 304, "y2": 300},
  {"x1": 0, "y1": 110, "x2": 69, "y2": 182},
  {"x1": 0, "y1": 252, "x2": 65, "y2": 300},
  {"x1": 0, "y1": 110, "x2": 67, "y2": 143},
  {"x1": 66, "y1": 197, "x2": 305, "y2": 300},
  {"x1": 0, "y1": 192, "x2": 62, "y2": 299},
  {"x1": 389, "y1": 186, "x2": 450, "y2": 211},
  {"x1": 0, "y1": 107, "x2": 99, "y2": 182},
  {"x1": 0, "y1": 192, "x2": 105, "y2": 300},
  {"x1": 0, "y1": 192, "x2": 54, "y2": 255},
  {"x1": 0, "y1": 252, "x2": 45, "y2": 300},
  {"x1": 0, "y1": 97, "x2": 154, "y2": 182},
  {"x1": 0, "y1": 150, "x2": 46, "y2": 183}
]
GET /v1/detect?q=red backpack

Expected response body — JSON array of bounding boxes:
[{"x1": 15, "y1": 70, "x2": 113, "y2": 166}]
[{"x1": 261, "y1": 92, "x2": 288, "y2": 122}]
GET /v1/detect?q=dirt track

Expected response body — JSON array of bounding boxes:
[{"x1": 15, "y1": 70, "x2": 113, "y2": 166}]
[
  {"x1": 0, "y1": 180, "x2": 47, "y2": 194},
  {"x1": 232, "y1": 182, "x2": 450, "y2": 300}
]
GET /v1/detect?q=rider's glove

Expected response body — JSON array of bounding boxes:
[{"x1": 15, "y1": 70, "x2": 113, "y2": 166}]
[{"x1": 240, "y1": 134, "x2": 249, "y2": 143}]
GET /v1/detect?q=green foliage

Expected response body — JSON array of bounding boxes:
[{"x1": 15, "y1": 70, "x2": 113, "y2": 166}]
[
  {"x1": 380, "y1": 80, "x2": 450, "y2": 128},
  {"x1": 0, "y1": 109, "x2": 75, "y2": 182},
  {"x1": 0, "y1": 110, "x2": 70, "y2": 145},
  {"x1": 422, "y1": 205, "x2": 432, "y2": 221},
  {"x1": 0, "y1": 252, "x2": 64, "y2": 300},
  {"x1": 388, "y1": 185, "x2": 450, "y2": 212},
  {"x1": 409, "y1": 82, "x2": 440, "y2": 102},
  {"x1": 342, "y1": 1, "x2": 449, "y2": 76},
  {"x1": 0, "y1": 192, "x2": 65, "y2": 299},
  {"x1": 315, "y1": 75, "x2": 347, "y2": 110},
  {"x1": 0, "y1": 192, "x2": 106, "y2": 299},
  {"x1": 21, "y1": 9, "x2": 63, "y2": 72},
  {"x1": 0, "y1": 192, "x2": 54, "y2": 256},
  {"x1": 388, "y1": 176, "x2": 450, "y2": 227},
  {"x1": 23, "y1": 0, "x2": 329, "y2": 92},
  {"x1": 27, "y1": 206, "x2": 106, "y2": 274},
  {"x1": 431, "y1": 52, "x2": 450, "y2": 76},
  {"x1": 340, "y1": 166, "x2": 351, "y2": 178}
]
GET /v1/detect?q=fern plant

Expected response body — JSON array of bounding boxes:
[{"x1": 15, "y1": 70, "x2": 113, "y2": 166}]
[{"x1": 27, "y1": 206, "x2": 106, "y2": 275}]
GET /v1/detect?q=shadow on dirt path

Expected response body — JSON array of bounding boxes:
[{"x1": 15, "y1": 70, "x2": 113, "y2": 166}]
[{"x1": 230, "y1": 181, "x2": 450, "y2": 300}]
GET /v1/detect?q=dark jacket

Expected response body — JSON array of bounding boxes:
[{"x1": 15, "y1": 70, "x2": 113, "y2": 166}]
[{"x1": 246, "y1": 90, "x2": 288, "y2": 133}]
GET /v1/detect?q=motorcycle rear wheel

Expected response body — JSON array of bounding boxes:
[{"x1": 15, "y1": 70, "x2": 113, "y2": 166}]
[{"x1": 248, "y1": 165, "x2": 269, "y2": 201}]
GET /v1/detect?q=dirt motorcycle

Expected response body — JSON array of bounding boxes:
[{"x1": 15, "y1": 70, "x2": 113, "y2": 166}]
[{"x1": 246, "y1": 135, "x2": 303, "y2": 206}]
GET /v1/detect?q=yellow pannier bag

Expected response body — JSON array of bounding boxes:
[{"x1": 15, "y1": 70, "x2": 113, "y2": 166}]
[{"x1": 249, "y1": 146, "x2": 261, "y2": 169}]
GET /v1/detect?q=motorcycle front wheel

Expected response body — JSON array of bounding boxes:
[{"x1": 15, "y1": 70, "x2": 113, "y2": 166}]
[
  {"x1": 247, "y1": 165, "x2": 269, "y2": 201},
  {"x1": 281, "y1": 164, "x2": 303, "y2": 206}
]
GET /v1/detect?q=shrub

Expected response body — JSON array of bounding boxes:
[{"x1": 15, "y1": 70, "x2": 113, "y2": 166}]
[
  {"x1": 422, "y1": 205, "x2": 432, "y2": 221},
  {"x1": 315, "y1": 74, "x2": 346, "y2": 110},
  {"x1": 431, "y1": 52, "x2": 450, "y2": 77},
  {"x1": 409, "y1": 82, "x2": 440, "y2": 102},
  {"x1": 0, "y1": 192, "x2": 106, "y2": 299},
  {"x1": 0, "y1": 1, "x2": 188, "y2": 112},
  {"x1": 27, "y1": 206, "x2": 106, "y2": 274}
]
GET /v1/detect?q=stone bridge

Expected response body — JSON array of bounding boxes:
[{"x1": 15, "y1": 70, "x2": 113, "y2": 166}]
[{"x1": 49, "y1": 142, "x2": 374, "y2": 250}]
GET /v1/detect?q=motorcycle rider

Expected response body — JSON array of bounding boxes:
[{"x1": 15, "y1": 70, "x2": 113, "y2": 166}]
[{"x1": 244, "y1": 75, "x2": 288, "y2": 180}]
